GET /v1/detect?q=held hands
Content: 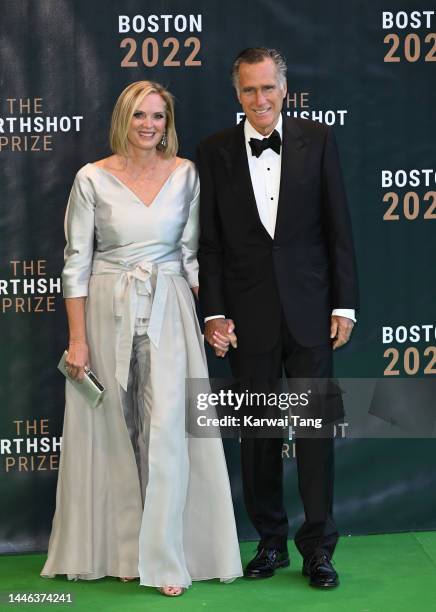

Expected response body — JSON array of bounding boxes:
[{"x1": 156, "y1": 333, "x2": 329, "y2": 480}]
[
  {"x1": 205, "y1": 319, "x2": 238, "y2": 358},
  {"x1": 330, "y1": 315, "x2": 354, "y2": 350},
  {"x1": 65, "y1": 340, "x2": 90, "y2": 381}
]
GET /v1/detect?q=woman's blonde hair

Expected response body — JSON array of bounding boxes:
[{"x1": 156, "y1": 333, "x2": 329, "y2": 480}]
[{"x1": 109, "y1": 81, "x2": 178, "y2": 159}]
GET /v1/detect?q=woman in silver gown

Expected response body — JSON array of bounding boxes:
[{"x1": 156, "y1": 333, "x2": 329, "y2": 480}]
[{"x1": 41, "y1": 81, "x2": 242, "y2": 596}]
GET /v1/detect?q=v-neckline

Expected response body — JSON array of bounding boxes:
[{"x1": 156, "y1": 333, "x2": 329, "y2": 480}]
[{"x1": 91, "y1": 159, "x2": 188, "y2": 208}]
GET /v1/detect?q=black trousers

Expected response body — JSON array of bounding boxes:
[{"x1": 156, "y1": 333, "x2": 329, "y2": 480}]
[{"x1": 229, "y1": 316, "x2": 339, "y2": 560}]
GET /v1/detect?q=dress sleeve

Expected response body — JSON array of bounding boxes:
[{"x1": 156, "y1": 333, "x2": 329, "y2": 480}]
[
  {"x1": 181, "y1": 170, "x2": 200, "y2": 288},
  {"x1": 62, "y1": 169, "x2": 96, "y2": 298}
]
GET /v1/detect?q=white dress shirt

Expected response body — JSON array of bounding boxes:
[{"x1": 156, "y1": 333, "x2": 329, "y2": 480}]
[
  {"x1": 205, "y1": 116, "x2": 356, "y2": 324},
  {"x1": 245, "y1": 114, "x2": 282, "y2": 238}
]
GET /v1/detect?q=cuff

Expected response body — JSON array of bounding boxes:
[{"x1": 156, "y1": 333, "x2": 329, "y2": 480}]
[
  {"x1": 204, "y1": 315, "x2": 225, "y2": 323},
  {"x1": 332, "y1": 308, "x2": 356, "y2": 323}
]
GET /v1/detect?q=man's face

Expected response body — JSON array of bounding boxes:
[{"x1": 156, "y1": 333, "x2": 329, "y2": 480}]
[{"x1": 237, "y1": 58, "x2": 287, "y2": 135}]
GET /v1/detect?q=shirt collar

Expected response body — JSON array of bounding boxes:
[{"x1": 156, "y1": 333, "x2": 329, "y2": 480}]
[{"x1": 244, "y1": 113, "x2": 283, "y2": 143}]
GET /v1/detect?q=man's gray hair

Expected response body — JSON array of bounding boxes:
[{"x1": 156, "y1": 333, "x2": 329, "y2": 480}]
[{"x1": 232, "y1": 47, "x2": 287, "y2": 93}]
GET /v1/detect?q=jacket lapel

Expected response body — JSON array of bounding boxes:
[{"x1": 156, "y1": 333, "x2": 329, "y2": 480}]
[
  {"x1": 275, "y1": 116, "x2": 308, "y2": 241},
  {"x1": 218, "y1": 121, "x2": 272, "y2": 243}
]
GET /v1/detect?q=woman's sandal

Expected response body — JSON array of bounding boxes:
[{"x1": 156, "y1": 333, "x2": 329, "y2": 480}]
[
  {"x1": 158, "y1": 586, "x2": 185, "y2": 597},
  {"x1": 119, "y1": 577, "x2": 137, "y2": 583}
]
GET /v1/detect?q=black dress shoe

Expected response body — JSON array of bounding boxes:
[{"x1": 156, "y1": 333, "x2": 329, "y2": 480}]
[
  {"x1": 302, "y1": 553, "x2": 339, "y2": 588},
  {"x1": 244, "y1": 547, "x2": 290, "y2": 578}
]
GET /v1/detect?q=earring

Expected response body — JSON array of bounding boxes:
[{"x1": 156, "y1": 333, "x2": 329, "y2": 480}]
[{"x1": 159, "y1": 131, "x2": 168, "y2": 148}]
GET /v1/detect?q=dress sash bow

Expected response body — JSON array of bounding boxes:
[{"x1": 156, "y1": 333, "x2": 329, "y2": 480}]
[{"x1": 92, "y1": 257, "x2": 182, "y2": 390}]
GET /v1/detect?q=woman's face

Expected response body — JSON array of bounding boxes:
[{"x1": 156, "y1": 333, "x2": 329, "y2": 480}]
[{"x1": 127, "y1": 92, "x2": 167, "y2": 153}]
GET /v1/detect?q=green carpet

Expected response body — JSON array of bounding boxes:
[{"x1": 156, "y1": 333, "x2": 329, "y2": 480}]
[{"x1": 1, "y1": 533, "x2": 436, "y2": 611}]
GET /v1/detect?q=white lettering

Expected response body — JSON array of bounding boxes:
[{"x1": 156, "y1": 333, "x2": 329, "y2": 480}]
[
  {"x1": 117, "y1": 14, "x2": 202, "y2": 33},
  {"x1": 0, "y1": 439, "x2": 11, "y2": 454},
  {"x1": 161, "y1": 14, "x2": 172, "y2": 32},
  {"x1": 382, "y1": 324, "x2": 436, "y2": 344},
  {"x1": 381, "y1": 169, "x2": 436, "y2": 188},
  {"x1": 382, "y1": 10, "x2": 435, "y2": 30},
  {"x1": 132, "y1": 15, "x2": 146, "y2": 33},
  {"x1": 23, "y1": 279, "x2": 35, "y2": 294},
  {"x1": 59, "y1": 117, "x2": 71, "y2": 132},
  {"x1": 49, "y1": 277, "x2": 62, "y2": 293},
  {"x1": 148, "y1": 14, "x2": 159, "y2": 33},
  {"x1": 118, "y1": 15, "x2": 130, "y2": 33},
  {"x1": 382, "y1": 12, "x2": 394, "y2": 29},
  {"x1": 382, "y1": 326, "x2": 394, "y2": 344},
  {"x1": 26, "y1": 438, "x2": 38, "y2": 453}
]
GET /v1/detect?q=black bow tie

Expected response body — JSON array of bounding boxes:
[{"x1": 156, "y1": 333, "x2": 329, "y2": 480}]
[{"x1": 249, "y1": 130, "x2": 281, "y2": 157}]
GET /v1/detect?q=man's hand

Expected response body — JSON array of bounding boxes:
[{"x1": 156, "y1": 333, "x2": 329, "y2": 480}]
[
  {"x1": 330, "y1": 315, "x2": 354, "y2": 350},
  {"x1": 205, "y1": 319, "x2": 238, "y2": 358}
]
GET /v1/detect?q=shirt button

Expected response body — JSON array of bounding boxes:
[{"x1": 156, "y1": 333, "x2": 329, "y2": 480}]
[
  {"x1": 270, "y1": 197, "x2": 274, "y2": 200},
  {"x1": 267, "y1": 167, "x2": 271, "y2": 171}
]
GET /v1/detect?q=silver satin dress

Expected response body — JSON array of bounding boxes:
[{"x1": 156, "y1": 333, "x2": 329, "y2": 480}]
[{"x1": 41, "y1": 161, "x2": 242, "y2": 587}]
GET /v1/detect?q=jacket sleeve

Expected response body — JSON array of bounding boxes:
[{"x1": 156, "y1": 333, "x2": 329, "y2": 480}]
[
  {"x1": 197, "y1": 142, "x2": 226, "y2": 317},
  {"x1": 321, "y1": 127, "x2": 359, "y2": 310}
]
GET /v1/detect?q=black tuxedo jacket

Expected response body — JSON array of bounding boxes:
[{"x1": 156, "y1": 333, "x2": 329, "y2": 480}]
[{"x1": 197, "y1": 115, "x2": 359, "y2": 355}]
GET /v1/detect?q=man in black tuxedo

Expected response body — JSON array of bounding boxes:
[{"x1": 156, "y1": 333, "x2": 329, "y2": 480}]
[{"x1": 197, "y1": 48, "x2": 358, "y2": 588}]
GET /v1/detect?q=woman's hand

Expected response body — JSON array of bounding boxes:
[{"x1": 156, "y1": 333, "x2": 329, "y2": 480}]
[
  {"x1": 191, "y1": 286, "x2": 199, "y2": 300},
  {"x1": 65, "y1": 340, "x2": 89, "y2": 381}
]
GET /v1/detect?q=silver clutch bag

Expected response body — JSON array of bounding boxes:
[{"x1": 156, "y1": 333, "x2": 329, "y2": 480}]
[{"x1": 58, "y1": 350, "x2": 105, "y2": 408}]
